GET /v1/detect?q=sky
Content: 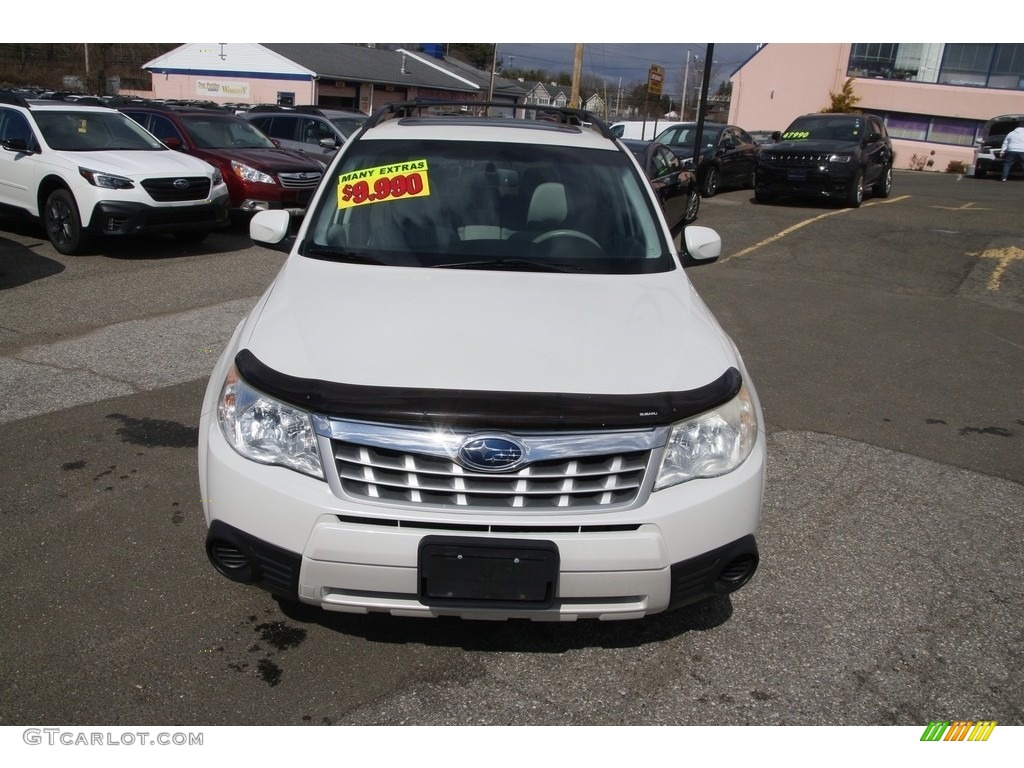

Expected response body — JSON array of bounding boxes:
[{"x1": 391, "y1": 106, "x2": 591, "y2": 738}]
[
  {"x1": 19, "y1": 2, "x2": 1007, "y2": 74},
  {"x1": 493, "y1": 43, "x2": 761, "y2": 93}
]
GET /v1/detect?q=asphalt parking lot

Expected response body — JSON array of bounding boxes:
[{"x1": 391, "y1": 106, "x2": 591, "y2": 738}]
[{"x1": 0, "y1": 169, "x2": 1021, "y2": 731}]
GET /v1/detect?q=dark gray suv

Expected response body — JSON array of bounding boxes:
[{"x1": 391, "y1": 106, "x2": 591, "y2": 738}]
[
  {"x1": 242, "y1": 106, "x2": 366, "y2": 159},
  {"x1": 754, "y1": 113, "x2": 894, "y2": 208}
]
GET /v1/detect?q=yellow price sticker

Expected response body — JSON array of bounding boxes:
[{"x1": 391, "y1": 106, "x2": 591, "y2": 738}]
[{"x1": 337, "y1": 159, "x2": 431, "y2": 209}]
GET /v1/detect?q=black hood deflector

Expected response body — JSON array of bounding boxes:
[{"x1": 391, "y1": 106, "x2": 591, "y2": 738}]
[{"x1": 234, "y1": 349, "x2": 742, "y2": 431}]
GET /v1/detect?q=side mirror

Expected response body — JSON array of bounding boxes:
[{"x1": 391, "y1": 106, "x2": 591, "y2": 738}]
[
  {"x1": 771, "y1": 131, "x2": 782, "y2": 142},
  {"x1": 1, "y1": 138, "x2": 36, "y2": 154},
  {"x1": 163, "y1": 137, "x2": 184, "y2": 151},
  {"x1": 865, "y1": 132, "x2": 882, "y2": 143},
  {"x1": 680, "y1": 225, "x2": 721, "y2": 267},
  {"x1": 250, "y1": 209, "x2": 294, "y2": 253},
  {"x1": 319, "y1": 136, "x2": 339, "y2": 149}
]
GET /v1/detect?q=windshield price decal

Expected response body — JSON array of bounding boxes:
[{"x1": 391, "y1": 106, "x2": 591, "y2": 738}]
[
  {"x1": 782, "y1": 131, "x2": 810, "y2": 140},
  {"x1": 337, "y1": 160, "x2": 430, "y2": 209}
]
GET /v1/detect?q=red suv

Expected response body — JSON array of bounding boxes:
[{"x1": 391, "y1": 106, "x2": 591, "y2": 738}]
[{"x1": 116, "y1": 101, "x2": 324, "y2": 217}]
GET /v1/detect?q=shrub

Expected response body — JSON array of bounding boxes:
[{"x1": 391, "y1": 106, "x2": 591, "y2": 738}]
[
  {"x1": 908, "y1": 150, "x2": 936, "y2": 171},
  {"x1": 946, "y1": 160, "x2": 968, "y2": 174}
]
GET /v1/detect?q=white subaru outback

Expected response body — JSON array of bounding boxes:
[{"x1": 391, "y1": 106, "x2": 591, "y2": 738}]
[
  {"x1": 199, "y1": 102, "x2": 766, "y2": 621},
  {"x1": 0, "y1": 91, "x2": 229, "y2": 254}
]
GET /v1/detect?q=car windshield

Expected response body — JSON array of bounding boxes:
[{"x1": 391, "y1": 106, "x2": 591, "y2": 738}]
[
  {"x1": 304, "y1": 138, "x2": 672, "y2": 274},
  {"x1": 35, "y1": 110, "x2": 164, "y2": 151},
  {"x1": 782, "y1": 116, "x2": 864, "y2": 142},
  {"x1": 655, "y1": 126, "x2": 718, "y2": 149},
  {"x1": 330, "y1": 116, "x2": 366, "y2": 138},
  {"x1": 181, "y1": 116, "x2": 276, "y2": 149}
]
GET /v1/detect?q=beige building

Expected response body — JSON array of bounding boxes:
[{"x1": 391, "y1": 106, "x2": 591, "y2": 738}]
[{"x1": 729, "y1": 44, "x2": 1024, "y2": 172}]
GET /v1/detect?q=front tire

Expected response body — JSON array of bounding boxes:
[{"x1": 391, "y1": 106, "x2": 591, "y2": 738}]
[{"x1": 44, "y1": 189, "x2": 87, "y2": 255}]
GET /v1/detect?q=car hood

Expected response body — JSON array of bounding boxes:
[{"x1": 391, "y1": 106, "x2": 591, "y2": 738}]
[
  {"x1": 55, "y1": 148, "x2": 214, "y2": 177},
  {"x1": 765, "y1": 139, "x2": 860, "y2": 154},
  {"x1": 238, "y1": 256, "x2": 736, "y2": 396},
  {"x1": 193, "y1": 147, "x2": 322, "y2": 173}
]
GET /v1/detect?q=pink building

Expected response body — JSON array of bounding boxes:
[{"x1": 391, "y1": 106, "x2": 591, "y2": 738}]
[{"x1": 729, "y1": 44, "x2": 1024, "y2": 172}]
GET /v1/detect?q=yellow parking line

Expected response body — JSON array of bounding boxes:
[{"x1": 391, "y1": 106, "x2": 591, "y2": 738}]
[{"x1": 720, "y1": 195, "x2": 912, "y2": 263}]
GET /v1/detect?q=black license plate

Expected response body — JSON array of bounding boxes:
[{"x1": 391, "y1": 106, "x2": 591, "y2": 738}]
[{"x1": 418, "y1": 536, "x2": 559, "y2": 608}]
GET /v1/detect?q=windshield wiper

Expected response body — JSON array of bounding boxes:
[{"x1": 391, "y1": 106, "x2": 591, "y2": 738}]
[
  {"x1": 435, "y1": 258, "x2": 580, "y2": 272},
  {"x1": 303, "y1": 245, "x2": 388, "y2": 265}
]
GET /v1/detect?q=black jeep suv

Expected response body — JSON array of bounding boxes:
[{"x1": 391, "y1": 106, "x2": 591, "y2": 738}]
[{"x1": 754, "y1": 113, "x2": 893, "y2": 208}]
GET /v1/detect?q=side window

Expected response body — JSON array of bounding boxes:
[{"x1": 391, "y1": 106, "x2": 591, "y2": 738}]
[
  {"x1": 736, "y1": 128, "x2": 755, "y2": 145},
  {"x1": 251, "y1": 116, "x2": 288, "y2": 141},
  {"x1": 653, "y1": 147, "x2": 677, "y2": 178},
  {"x1": 0, "y1": 109, "x2": 35, "y2": 148},
  {"x1": 146, "y1": 114, "x2": 184, "y2": 146},
  {"x1": 299, "y1": 117, "x2": 335, "y2": 146}
]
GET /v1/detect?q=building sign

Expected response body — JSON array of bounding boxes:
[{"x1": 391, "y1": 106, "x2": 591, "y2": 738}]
[{"x1": 195, "y1": 80, "x2": 250, "y2": 100}]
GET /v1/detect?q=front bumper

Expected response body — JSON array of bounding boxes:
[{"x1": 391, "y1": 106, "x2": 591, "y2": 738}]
[
  {"x1": 756, "y1": 164, "x2": 855, "y2": 200},
  {"x1": 85, "y1": 197, "x2": 230, "y2": 236},
  {"x1": 200, "y1": 412, "x2": 765, "y2": 621}
]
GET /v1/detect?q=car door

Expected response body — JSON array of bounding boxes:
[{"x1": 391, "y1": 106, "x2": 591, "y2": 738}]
[
  {"x1": 295, "y1": 117, "x2": 340, "y2": 159},
  {"x1": 649, "y1": 145, "x2": 689, "y2": 233},
  {"x1": 861, "y1": 116, "x2": 890, "y2": 186},
  {"x1": 0, "y1": 108, "x2": 40, "y2": 212},
  {"x1": 716, "y1": 127, "x2": 755, "y2": 188}
]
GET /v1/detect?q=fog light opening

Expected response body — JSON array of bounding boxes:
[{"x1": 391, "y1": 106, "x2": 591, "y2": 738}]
[
  {"x1": 207, "y1": 539, "x2": 256, "y2": 583},
  {"x1": 716, "y1": 552, "x2": 758, "y2": 593}
]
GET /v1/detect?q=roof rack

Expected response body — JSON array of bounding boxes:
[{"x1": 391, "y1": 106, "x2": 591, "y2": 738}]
[
  {"x1": 106, "y1": 96, "x2": 231, "y2": 112},
  {"x1": 246, "y1": 104, "x2": 296, "y2": 114},
  {"x1": 361, "y1": 99, "x2": 615, "y2": 139},
  {"x1": 0, "y1": 89, "x2": 31, "y2": 108}
]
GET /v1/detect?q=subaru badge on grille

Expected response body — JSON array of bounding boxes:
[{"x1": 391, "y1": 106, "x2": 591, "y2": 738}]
[{"x1": 457, "y1": 436, "x2": 526, "y2": 472}]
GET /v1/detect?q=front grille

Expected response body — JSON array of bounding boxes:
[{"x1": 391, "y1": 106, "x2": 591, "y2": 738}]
[
  {"x1": 279, "y1": 171, "x2": 323, "y2": 189},
  {"x1": 761, "y1": 151, "x2": 829, "y2": 167},
  {"x1": 141, "y1": 176, "x2": 212, "y2": 202},
  {"x1": 333, "y1": 442, "x2": 651, "y2": 510}
]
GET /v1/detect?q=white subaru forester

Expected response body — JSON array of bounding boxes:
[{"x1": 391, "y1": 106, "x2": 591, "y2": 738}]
[{"x1": 199, "y1": 101, "x2": 765, "y2": 621}]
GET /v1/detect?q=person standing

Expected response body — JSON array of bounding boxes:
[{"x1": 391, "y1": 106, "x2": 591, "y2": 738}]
[{"x1": 999, "y1": 124, "x2": 1024, "y2": 181}]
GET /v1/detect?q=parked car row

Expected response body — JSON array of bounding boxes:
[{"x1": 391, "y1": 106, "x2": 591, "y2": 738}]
[
  {"x1": 0, "y1": 90, "x2": 372, "y2": 254},
  {"x1": 2, "y1": 85, "x2": 900, "y2": 258}
]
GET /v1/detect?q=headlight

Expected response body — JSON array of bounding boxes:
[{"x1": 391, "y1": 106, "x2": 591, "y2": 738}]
[
  {"x1": 231, "y1": 160, "x2": 275, "y2": 185},
  {"x1": 654, "y1": 384, "x2": 757, "y2": 490},
  {"x1": 828, "y1": 154, "x2": 853, "y2": 163},
  {"x1": 79, "y1": 167, "x2": 134, "y2": 189},
  {"x1": 218, "y1": 365, "x2": 323, "y2": 479},
  {"x1": 212, "y1": 168, "x2": 225, "y2": 186}
]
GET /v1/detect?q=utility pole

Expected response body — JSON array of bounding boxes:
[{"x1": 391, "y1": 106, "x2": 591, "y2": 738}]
[
  {"x1": 487, "y1": 43, "x2": 497, "y2": 114},
  {"x1": 681, "y1": 49, "x2": 690, "y2": 121},
  {"x1": 570, "y1": 43, "x2": 583, "y2": 109}
]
